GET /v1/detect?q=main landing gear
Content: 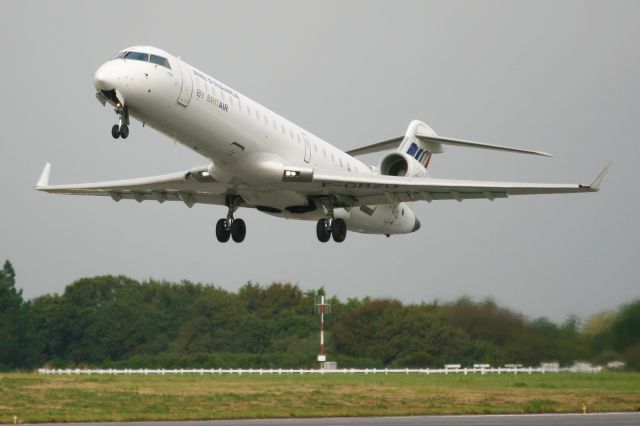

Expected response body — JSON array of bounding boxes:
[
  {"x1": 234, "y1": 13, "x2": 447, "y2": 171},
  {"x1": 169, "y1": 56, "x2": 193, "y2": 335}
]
[
  {"x1": 316, "y1": 201, "x2": 347, "y2": 243},
  {"x1": 111, "y1": 105, "x2": 130, "y2": 139},
  {"x1": 216, "y1": 196, "x2": 246, "y2": 243}
]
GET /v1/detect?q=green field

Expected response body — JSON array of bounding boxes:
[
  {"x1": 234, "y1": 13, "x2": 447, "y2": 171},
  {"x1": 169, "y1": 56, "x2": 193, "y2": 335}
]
[{"x1": 1, "y1": 372, "x2": 639, "y2": 423}]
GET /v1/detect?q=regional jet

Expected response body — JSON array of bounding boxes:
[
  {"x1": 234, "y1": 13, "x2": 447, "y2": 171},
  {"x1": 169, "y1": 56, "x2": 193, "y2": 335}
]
[{"x1": 35, "y1": 46, "x2": 609, "y2": 243}]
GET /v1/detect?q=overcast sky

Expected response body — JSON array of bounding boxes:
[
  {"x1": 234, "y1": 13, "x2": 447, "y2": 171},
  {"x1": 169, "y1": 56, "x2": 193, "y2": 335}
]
[{"x1": 1, "y1": 1, "x2": 638, "y2": 322}]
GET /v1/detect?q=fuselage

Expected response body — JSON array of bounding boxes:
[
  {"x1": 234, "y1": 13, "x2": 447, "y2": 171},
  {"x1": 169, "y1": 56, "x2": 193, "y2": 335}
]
[{"x1": 93, "y1": 45, "x2": 419, "y2": 236}]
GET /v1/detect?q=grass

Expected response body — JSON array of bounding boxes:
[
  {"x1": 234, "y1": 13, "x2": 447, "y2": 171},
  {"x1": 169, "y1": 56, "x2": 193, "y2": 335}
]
[{"x1": 0, "y1": 372, "x2": 639, "y2": 423}]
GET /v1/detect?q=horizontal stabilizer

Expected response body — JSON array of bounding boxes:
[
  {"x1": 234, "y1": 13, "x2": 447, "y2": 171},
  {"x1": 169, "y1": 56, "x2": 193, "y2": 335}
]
[
  {"x1": 345, "y1": 137, "x2": 403, "y2": 157},
  {"x1": 346, "y1": 133, "x2": 551, "y2": 158},
  {"x1": 415, "y1": 134, "x2": 552, "y2": 157}
]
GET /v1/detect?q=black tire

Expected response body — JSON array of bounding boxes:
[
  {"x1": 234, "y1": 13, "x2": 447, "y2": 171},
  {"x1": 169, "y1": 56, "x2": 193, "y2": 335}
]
[
  {"x1": 331, "y1": 218, "x2": 347, "y2": 243},
  {"x1": 215, "y1": 218, "x2": 230, "y2": 243},
  {"x1": 316, "y1": 219, "x2": 331, "y2": 242},
  {"x1": 119, "y1": 124, "x2": 129, "y2": 139},
  {"x1": 231, "y1": 218, "x2": 246, "y2": 243},
  {"x1": 111, "y1": 124, "x2": 120, "y2": 139}
]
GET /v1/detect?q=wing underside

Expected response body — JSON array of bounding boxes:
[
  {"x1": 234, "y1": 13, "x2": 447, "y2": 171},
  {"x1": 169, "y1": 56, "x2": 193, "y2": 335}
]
[
  {"x1": 304, "y1": 171, "x2": 603, "y2": 206},
  {"x1": 34, "y1": 162, "x2": 610, "y2": 209},
  {"x1": 34, "y1": 164, "x2": 229, "y2": 207}
]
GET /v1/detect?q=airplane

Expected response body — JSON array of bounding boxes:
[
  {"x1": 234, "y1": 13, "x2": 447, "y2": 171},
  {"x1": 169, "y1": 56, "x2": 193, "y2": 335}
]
[{"x1": 34, "y1": 45, "x2": 610, "y2": 243}]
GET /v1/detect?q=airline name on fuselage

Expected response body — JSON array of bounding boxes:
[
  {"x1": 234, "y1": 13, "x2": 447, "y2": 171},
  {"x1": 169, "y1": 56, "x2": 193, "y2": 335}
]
[
  {"x1": 192, "y1": 69, "x2": 240, "y2": 99},
  {"x1": 196, "y1": 89, "x2": 229, "y2": 112}
]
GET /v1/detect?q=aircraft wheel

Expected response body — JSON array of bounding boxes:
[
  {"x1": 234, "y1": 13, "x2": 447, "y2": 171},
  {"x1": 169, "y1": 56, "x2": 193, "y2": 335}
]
[
  {"x1": 331, "y1": 218, "x2": 347, "y2": 243},
  {"x1": 316, "y1": 219, "x2": 331, "y2": 242},
  {"x1": 111, "y1": 124, "x2": 120, "y2": 139},
  {"x1": 119, "y1": 124, "x2": 129, "y2": 139},
  {"x1": 215, "y1": 218, "x2": 231, "y2": 243},
  {"x1": 231, "y1": 218, "x2": 246, "y2": 243}
]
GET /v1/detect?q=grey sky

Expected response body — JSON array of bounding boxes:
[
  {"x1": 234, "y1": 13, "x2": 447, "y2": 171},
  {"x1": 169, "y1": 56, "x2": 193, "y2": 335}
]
[{"x1": 1, "y1": 1, "x2": 638, "y2": 322}]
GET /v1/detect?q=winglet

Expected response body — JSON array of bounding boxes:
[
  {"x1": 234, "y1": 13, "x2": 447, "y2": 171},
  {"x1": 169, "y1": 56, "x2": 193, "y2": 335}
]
[
  {"x1": 35, "y1": 163, "x2": 51, "y2": 188},
  {"x1": 590, "y1": 162, "x2": 612, "y2": 191}
]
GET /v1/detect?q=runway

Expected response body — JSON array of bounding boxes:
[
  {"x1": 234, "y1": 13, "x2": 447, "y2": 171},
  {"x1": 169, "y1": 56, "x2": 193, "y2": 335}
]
[{"x1": 28, "y1": 412, "x2": 640, "y2": 426}]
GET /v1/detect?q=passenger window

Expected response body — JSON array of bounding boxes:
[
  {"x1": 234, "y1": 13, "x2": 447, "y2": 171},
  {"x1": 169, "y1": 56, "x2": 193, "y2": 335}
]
[
  {"x1": 339, "y1": 158, "x2": 343, "y2": 167},
  {"x1": 281, "y1": 124, "x2": 285, "y2": 134},
  {"x1": 124, "y1": 51, "x2": 149, "y2": 62},
  {"x1": 150, "y1": 54, "x2": 171, "y2": 69},
  {"x1": 347, "y1": 162, "x2": 351, "y2": 172},
  {"x1": 273, "y1": 120, "x2": 277, "y2": 130},
  {"x1": 256, "y1": 111, "x2": 260, "y2": 120},
  {"x1": 314, "y1": 143, "x2": 318, "y2": 153},
  {"x1": 322, "y1": 148, "x2": 327, "y2": 158},
  {"x1": 247, "y1": 106, "x2": 251, "y2": 115},
  {"x1": 264, "y1": 115, "x2": 268, "y2": 125},
  {"x1": 331, "y1": 153, "x2": 335, "y2": 163}
]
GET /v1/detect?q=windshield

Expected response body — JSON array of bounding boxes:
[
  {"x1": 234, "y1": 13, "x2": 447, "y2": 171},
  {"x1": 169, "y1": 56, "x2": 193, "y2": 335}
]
[
  {"x1": 150, "y1": 54, "x2": 171, "y2": 69},
  {"x1": 124, "y1": 51, "x2": 149, "y2": 61},
  {"x1": 110, "y1": 51, "x2": 171, "y2": 69}
]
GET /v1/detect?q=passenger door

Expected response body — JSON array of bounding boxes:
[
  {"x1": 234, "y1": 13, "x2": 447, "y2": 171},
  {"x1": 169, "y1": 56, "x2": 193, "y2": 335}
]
[
  {"x1": 302, "y1": 133, "x2": 311, "y2": 163},
  {"x1": 176, "y1": 61, "x2": 193, "y2": 107}
]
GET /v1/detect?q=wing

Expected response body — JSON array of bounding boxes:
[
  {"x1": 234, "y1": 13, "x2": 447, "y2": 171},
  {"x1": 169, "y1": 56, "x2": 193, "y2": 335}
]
[
  {"x1": 34, "y1": 163, "x2": 230, "y2": 207},
  {"x1": 303, "y1": 163, "x2": 611, "y2": 206}
]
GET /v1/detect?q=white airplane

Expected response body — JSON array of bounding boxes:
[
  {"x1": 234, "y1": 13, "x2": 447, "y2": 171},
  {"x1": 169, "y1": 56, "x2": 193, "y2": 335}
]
[{"x1": 35, "y1": 46, "x2": 609, "y2": 243}]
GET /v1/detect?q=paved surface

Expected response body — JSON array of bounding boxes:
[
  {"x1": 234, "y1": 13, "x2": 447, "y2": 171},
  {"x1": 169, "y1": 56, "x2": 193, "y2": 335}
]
[{"x1": 27, "y1": 412, "x2": 640, "y2": 426}]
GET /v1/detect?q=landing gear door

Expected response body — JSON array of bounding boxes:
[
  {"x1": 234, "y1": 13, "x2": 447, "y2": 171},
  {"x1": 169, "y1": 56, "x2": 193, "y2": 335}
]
[{"x1": 176, "y1": 61, "x2": 193, "y2": 107}]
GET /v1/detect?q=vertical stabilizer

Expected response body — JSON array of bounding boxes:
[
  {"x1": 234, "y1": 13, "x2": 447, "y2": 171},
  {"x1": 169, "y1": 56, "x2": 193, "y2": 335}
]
[{"x1": 398, "y1": 120, "x2": 441, "y2": 169}]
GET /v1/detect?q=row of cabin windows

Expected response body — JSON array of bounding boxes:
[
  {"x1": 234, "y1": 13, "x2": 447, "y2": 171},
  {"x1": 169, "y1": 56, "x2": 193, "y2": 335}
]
[
  {"x1": 195, "y1": 74, "x2": 359, "y2": 173},
  {"x1": 249, "y1": 104, "x2": 358, "y2": 172}
]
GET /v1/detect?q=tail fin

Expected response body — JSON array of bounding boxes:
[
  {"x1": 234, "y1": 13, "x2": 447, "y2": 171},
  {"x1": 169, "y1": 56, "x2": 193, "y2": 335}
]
[{"x1": 398, "y1": 120, "x2": 440, "y2": 170}]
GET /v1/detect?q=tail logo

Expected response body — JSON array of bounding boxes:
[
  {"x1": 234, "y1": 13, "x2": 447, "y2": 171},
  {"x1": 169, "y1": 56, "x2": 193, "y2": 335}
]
[{"x1": 406, "y1": 142, "x2": 432, "y2": 168}]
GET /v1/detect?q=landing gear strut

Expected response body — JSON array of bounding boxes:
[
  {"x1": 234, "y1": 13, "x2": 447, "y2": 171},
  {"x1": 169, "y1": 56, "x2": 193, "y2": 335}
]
[
  {"x1": 111, "y1": 105, "x2": 130, "y2": 139},
  {"x1": 316, "y1": 199, "x2": 347, "y2": 243},
  {"x1": 216, "y1": 196, "x2": 246, "y2": 243}
]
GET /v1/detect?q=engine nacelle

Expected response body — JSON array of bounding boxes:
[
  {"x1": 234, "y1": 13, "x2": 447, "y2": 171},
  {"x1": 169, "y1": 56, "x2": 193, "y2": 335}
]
[{"x1": 379, "y1": 152, "x2": 428, "y2": 178}]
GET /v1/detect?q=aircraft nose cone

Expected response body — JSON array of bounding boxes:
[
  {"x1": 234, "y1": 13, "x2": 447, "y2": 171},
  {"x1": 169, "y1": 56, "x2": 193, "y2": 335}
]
[
  {"x1": 412, "y1": 218, "x2": 421, "y2": 232},
  {"x1": 93, "y1": 63, "x2": 118, "y2": 91}
]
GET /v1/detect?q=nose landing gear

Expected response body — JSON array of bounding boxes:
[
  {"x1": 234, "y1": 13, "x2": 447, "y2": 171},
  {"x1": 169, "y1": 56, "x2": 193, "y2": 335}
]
[{"x1": 111, "y1": 105, "x2": 130, "y2": 139}]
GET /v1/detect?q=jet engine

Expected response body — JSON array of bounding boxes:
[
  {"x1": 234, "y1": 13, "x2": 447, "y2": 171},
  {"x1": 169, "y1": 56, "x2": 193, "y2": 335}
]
[{"x1": 379, "y1": 152, "x2": 428, "y2": 178}]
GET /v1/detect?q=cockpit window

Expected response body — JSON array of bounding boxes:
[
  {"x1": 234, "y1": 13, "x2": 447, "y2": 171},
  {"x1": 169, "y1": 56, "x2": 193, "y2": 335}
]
[
  {"x1": 110, "y1": 51, "x2": 171, "y2": 69},
  {"x1": 110, "y1": 51, "x2": 128, "y2": 60},
  {"x1": 150, "y1": 54, "x2": 171, "y2": 69},
  {"x1": 123, "y1": 51, "x2": 149, "y2": 62}
]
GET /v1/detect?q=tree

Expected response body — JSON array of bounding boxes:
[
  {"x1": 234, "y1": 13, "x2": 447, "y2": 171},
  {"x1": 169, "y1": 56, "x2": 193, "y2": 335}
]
[{"x1": 0, "y1": 260, "x2": 38, "y2": 370}]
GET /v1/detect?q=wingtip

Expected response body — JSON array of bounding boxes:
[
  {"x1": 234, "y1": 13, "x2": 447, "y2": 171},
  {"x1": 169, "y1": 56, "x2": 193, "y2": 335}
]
[
  {"x1": 590, "y1": 161, "x2": 612, "y2": 191},
  {"x1": 35, "y1": 163, "x2": 51, "y2": 189}
]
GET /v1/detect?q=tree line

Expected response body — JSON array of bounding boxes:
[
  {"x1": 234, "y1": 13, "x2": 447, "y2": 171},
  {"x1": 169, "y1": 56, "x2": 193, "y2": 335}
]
[{"x1": 1, "y1": 260, "x2": 638, "y2": 370}]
